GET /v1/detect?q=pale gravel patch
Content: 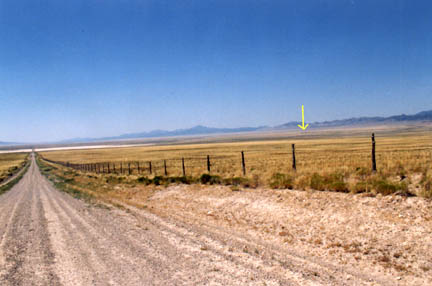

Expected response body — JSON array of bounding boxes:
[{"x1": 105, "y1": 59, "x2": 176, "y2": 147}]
[{"x1": 144, "y1": 184, "x2": 432, "y2": 285}]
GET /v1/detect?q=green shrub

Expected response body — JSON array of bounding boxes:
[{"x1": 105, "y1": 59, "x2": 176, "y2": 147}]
[
  {"x1": 329, "y1": 180, "x2": 349, "y2": 193},
  {"x1": 310, "y1": 173, "x2": 325, "y2": 191},
  {"x1": 352, "y1": 181, "x2": 369, "y2": 194},
  {"x1": 222, "y1": 177, "x2": 250, "y2": 187},
  {"x1": 309, "y1": 172, "x2": 348, "y2": 192},
  {"x1": 200, "y1": 174, "x2": 222, "y2": 185},
  {"x1": 137, "y1": 175, "x2": 193, "y2": 186},
  {"x1": 269, "y1": 173, "x2": 294, "y2": 189},
  {"x1": 105, "y1": 176, "x2": 123, "y2": 184},
  {"x1": 420, "y1": 176, "x2": 432, "y2": 198},
  {"x1": 233, "y1": 177, "x2": 250, "y2": 186},
  {"x1": 137, "y1": 176, "x2": 151, "y2": 184},
  {"x1": 43, "y1": 167, "x2": 53, "y2": 172},
  {"x1": 370, "y1": 178, "x2": 409, "y2": 195},
  {"x1": 152, "y1": 176, "x2": 163, "y2": 185},
  {"x1": 64, "y1": 178, "x2": 75, "y2": 183},
  {"x1": 167, "y1": 176, "x2": 192, "y2": 184}
]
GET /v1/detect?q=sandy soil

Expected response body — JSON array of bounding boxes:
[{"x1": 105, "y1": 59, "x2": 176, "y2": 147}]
[
  {"x1": 136, "y1": 184, "x2": 432, "y2": 285},
  {"x1": 0, "y1": 157, "x2": 430, "y2": 285}
]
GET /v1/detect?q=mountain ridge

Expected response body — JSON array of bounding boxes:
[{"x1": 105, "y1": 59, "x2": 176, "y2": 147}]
[
  {"x1": 60, "y1": 109, "x2": 432, "y2": 144},
  {"x1": 276, "y1": 110, "x2": 432, "y2": 128}
]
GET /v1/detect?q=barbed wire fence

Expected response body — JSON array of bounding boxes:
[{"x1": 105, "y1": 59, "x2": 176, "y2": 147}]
[{"x1": 38, "y1": 133, "x2": 432, "y2": 179}]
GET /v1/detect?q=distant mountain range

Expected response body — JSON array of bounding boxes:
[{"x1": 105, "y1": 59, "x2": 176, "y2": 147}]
[
  {"x1": 59, "y1": 110, "x2": 432, "y2": 144},
  {"x1": 277, "y1": 110, "x2": 432, "y2": 129},
  {"x1": 60, "y1": 125, "x2": 266, "y2": 143},
  {"x1": 0, "y1": 141, "x2": 19, "y2": 146},
  {"x1": 1, "y1": 110, "x2": 430, "y2": 146}
]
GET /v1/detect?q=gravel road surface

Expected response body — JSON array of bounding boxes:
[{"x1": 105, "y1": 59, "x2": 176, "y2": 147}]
[{"x1": 0, "y1": 157, "x2": 398, "y2": 285}]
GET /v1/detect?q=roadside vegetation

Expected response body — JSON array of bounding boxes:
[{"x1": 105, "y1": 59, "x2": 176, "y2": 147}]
[
  {"x1": 39, "y1": 128, "x2": 432, "y2": 198},
  {"x1": 36, "y1": 156, "x2": 97, "y2": 205},
  {"x1": 0, "y1": 152, "x2": 30, "y2": 184},
  {"x1": 0, "y1": 153, "x2": 30, "y2": 195}
]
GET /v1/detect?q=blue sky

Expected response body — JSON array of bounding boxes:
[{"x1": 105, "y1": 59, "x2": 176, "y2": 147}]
[{"x1": 0, "y1": 0, "x2": 431, "y2": 142}]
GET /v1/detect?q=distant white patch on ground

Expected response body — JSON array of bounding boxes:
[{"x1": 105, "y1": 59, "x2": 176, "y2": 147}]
[{"x1": 0, "y1": 144, "x2": 153, "y2": 154}]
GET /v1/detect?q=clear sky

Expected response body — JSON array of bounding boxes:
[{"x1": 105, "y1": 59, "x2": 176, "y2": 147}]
[{"x1": 0, "y1": 0, "x2": 431, "y2": 142}]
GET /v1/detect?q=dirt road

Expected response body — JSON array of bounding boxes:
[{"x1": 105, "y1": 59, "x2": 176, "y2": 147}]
[{"x1": 0, "y1": 157, "x2": 408, "y2": 285}]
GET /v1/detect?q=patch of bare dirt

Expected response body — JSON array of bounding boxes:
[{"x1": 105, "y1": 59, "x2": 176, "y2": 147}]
[{"x1": 141, "y1": 184, "x2": 432, "y2": 285}]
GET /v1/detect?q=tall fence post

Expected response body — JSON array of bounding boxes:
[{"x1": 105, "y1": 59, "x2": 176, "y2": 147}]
[
  {"x1": 128, "y1": 163, "x2": 131, "y2": 175},
  {"x1": 137, "y1": 162, "x2": 140, "y2": 173},
  {"x1": 182, "y1": 157, "x2": 185, "y2": 176},
  {"x1": 113, "y1": 163, "x2": 116, "y2": 173},
  {"x1": 241, "y1": 151, "x2": 246, "y2": 176},
  {"x1": 120, "y1": 162, "x2": 123, "y2": 174},
  {"x1": 207, "y1": 155, "x2": 210, "y2": 173},
  {"x1": 372, "y1": 133, "x2": 377, "y2": 172},
  {"x1": 164, "y1": 160, "x2": 167, "y2": 176},
  {"x1": 292, "y1": 144, "x2": 296, "y2": 171},
  {"x1": 149, "y1": 161, "x2": 152, "y2": 175},
  {"x1": 107, "y1": 163, "x2": 111, "y2": 174}
]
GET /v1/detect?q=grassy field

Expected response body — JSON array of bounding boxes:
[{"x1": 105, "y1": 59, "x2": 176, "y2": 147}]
[
  {"x1": 0, "y1": 153, "x2": 29, "y2": 184},
  {"x1": 39, "y1": 126, "x2": 432, "y2": 197}
]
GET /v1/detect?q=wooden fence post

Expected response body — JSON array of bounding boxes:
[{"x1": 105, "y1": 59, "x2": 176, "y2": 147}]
[
  {"x1": 113, "y1": 163, "x2": 116, "y2": 173},
  {"x1": 128, "y1": 163, "x2": 131, "y2": 175},
  {"x1": 137, "y1": 162, "x2": 140, "y2": 173},
  {"x1": 164, "y1": 160, "x2": 167, "y2": 176},
  {"x1": 120, "y1": 162, "x2": 123, "y2": 174},
  {"x1": 372, "y1": 133, "x2": 377, "y2": 172},
  {"x1": 207, "y1": 155, "x2": 210, "y2": 173},
  {"x1": 182, "y1": 157, "x2": 185, "y2": 176},
  {"x1": 241, "y1": 151, "x2": 246, "y2": 176},
  {"x1": 107, "y1": 163, "x2": 111, "y2": 173},
  {"x1": 292, "y1": 144, "x2": 296, "y2": 171},
  {"x1": 149, "y1": 161, "x2": 152, "y2": 175}
]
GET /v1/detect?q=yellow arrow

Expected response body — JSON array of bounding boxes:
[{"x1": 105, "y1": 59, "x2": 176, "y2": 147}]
[{"x1": 297, "y1": 105, "x2": 309, "y2": 130}]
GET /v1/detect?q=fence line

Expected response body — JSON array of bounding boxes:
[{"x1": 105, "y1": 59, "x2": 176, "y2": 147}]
[{"x1": 38, "y1": 134, "x2": 431, "y2": 178}]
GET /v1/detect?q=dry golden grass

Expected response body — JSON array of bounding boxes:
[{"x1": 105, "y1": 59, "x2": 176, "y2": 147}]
[
  {"x1": 40, "y1": 127, "x2": 432, "y2": 196},
  {"x1": 0, "y1": 153, "x2": 29, "y2": 183}
]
